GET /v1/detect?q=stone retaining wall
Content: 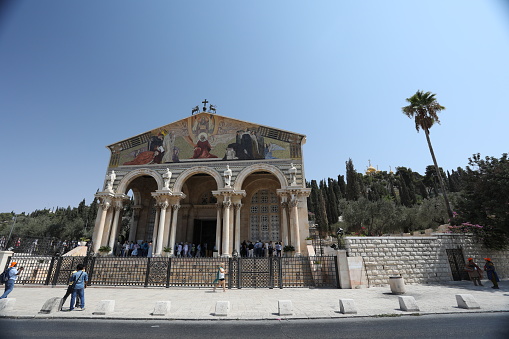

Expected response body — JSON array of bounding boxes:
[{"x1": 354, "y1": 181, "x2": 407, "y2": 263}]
[{"x1": 345, "y1": 234, "x2": 509, "y2": 287}]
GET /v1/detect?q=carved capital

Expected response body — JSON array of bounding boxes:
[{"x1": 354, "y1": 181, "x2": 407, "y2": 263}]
[
  {"x1": 101, "y1": 201, "x2": 111, "y2": 211},
  {"x1": 172, "y1": 204, "x2": 181, "y2": 212},
  {"x1": 234, "y1": 203, "x2": 243, "y2": 210},
  {"x1": 288, "y1": 199, "x2": 299, "y2": 208},
  {"x1": 223, "y1": 201, "x2": 232, "y2": 208}
]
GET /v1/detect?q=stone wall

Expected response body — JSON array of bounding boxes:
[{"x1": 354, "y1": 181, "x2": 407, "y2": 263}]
[{"x1": 345, "y1": 234, "x2": 509, "y2": 287}]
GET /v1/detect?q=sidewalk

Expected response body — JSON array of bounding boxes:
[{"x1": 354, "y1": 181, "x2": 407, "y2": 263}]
[{"x1": 0, "y1": 281, "x2": 507, "y2": 320}]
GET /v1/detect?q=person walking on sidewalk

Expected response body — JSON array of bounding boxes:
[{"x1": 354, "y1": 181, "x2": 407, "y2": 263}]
[
  {"x1": 464, "y1": 258, "x2": 483, "y2": 286},
  {"x1": 0, "y1": 262, "x2": 23, "y2": 299},
  {"x1": 213, "y1": 263, "x2": 227, "y2": 292},
  {"x1": 69, "y1": 264, "x2": 88, "y2": 310},
  {"x1": 484, "y1": 258, "x2": 500, "y2": 289}
]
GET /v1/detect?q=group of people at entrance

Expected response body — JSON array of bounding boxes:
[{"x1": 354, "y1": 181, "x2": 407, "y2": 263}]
[
  {"x1": 465, "y1": 257, "x2": 500, "y2": 289},
  {"x1": 240, "y1": 240, "x2": 283, "y2": 257}
]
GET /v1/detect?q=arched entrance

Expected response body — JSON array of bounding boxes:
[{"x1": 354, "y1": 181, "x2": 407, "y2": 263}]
[{"x1": 177, "y1": 173, "x2": 219, "y2": 256}]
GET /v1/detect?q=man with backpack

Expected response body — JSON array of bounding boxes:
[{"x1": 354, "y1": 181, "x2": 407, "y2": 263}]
[
  {"x1": 69, "y1": 264, "x2": 88, "y2": 311},
  {"x1": 0, "y1": 262, "x2": 24, "y2": 299}
]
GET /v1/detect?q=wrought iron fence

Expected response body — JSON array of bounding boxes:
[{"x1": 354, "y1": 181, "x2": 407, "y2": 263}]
[
  {"x1": 1, "y1": 236, "x2": 80, "y2": 256},
  {"x1": 6, "y1": 254, "x2": 339, "y2": 289}
]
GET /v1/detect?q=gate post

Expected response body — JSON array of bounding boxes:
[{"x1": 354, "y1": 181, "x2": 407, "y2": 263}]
[
  {"x1": 269, "y1": 257, "x2": 274, "y2": 289},
  {"x1": 45, "y1": 256, "x2": 57, "y2": 285},
  {"x1": 278, "y1": 257, "x2": 283, "y2": 289},
  {"x1": 165, "y1": 257, "x2": 172, "y2": 288},
  {"x1": 228, "y1": 258, "x2": 233, "y2": 290},
  {"x1": 334, "y1": 255, "x2": 340, "y2": 289},
  {"x1": 237, "y1": 258, "x2": 242, "y2": 289},
  {"x1": 51, "y1": 256, "x2": 63, "y2": 286},
  {"x1": 87, "y1": 257, "x2": 97, "y2": 285},
  {"x1": 144, "y1": 257, "x2": 151, "y2": 287}
]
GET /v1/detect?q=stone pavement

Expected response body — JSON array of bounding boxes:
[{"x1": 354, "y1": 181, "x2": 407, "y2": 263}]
[{"x1": 0, "y1": 280, "x2": 507, "y2": 320}]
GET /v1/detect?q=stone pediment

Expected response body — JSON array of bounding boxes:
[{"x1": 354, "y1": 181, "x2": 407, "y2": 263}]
[{"x1": 106, "y1": 113, "x2": 305, "y2": 168}]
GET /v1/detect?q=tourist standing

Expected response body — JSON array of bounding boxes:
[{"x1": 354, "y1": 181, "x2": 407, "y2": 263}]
[
  {"x1": 464, "y1": 258, "x2": 483, "y2": 286},
  {"x1": 69, "y1": 264, "x2": 88, "y2": 311},
  {"x1": 0, "y1": 262, "x2": 23, "y2": 299},
  {"x1": 484, "y1": 258, "x2": 500, "y2": 289}
]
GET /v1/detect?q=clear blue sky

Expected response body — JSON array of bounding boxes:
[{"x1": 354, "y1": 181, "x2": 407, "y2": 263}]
[{"x1": 1, "y1": 0, "x2": 508, "y2": 214}]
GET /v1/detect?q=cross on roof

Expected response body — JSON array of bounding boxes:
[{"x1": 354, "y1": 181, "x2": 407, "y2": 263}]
[{"x1": 202, "y1": 99, "x2": 208, "y2": 111}]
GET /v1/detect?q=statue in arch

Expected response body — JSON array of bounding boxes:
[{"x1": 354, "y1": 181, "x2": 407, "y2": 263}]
[
  {"x1": 106, "y1": 170, "x2": 116, "y2": 192},
  {"x1": 163, "y1": 168, "x2": 172, "y2": 190},
  {"x1": 289, "y1": 163, "x2": 297, "y2": 186},
  {"x1": 224, "y1": 165, "x2": 233, "y2": 188}
]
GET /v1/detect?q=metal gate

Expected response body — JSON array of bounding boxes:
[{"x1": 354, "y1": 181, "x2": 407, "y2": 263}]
[{"x1": 446, "y1": 248, "x2": 469, "y2": 281}]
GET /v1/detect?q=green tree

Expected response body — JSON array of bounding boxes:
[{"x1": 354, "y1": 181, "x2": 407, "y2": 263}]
[
  {"x1": 345, "y1": 159, "x2": 360, "y2": 201},
  {"x1": 454, "y1": 153, "x2": 509, "y2": 249},
  {"x1": 402, "y1": 90, "x2": 453, "y2": 218}
]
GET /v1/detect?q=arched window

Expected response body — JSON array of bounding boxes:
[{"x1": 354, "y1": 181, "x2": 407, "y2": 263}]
[{"x1": 250, "y1": 189, "x2": 280, "y2": 241}]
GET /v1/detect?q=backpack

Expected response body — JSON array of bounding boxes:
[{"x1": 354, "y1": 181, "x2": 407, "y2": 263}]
[{"x1": 0, "y1": 267, "x2": 11, "y2": 285}]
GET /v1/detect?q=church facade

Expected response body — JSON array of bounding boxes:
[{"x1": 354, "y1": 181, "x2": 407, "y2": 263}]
[{"x1": 91, "y1": 105, "x2": 311, "y2": 257}]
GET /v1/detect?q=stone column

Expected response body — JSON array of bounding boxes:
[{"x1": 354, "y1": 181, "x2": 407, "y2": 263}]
[
  {"x1": 289, "y1": 197, "x2": 301, "y2": 255},
  {"x1": 162, "y1": 207, "x2": 173, "y2": 252},
  {"x1": 186, "y1": 207, "x2": 195, "y2": 243},
  {"x1": 234, "y1": 203, "x2": 242, "y2": 255},
  {"x1": 215, "y1": 202, "x2": 222, "y2": 255},
  {"x1": 168, "y1": 204, "x2": 180, "y2": 256},
  {"x1": 155, "y1": 201, "x2": 169, "y2": 256},
  {"x1": 152, "y1": 207, "x2": 161, "y2": 245},
  {"x1": 93, "y1": 201, "x2": 111, "y2": 253},
  {"x1": 128, "y1": 206, "x2": 142, "y2": 242},
  {"x1": 107, "y1": 202, "x2": 123, "y2": 255},
  {"x1": 280, "y1": 200, "x2": 289, "y2": 246},
  {"x1": 222, "y1": 200, "x2": 231, "y2": 257}
]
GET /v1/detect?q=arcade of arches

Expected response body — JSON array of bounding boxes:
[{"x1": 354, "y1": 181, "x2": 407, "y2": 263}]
[{"x1": 91, "y1": 165, "x2": 311, "y2": 257}]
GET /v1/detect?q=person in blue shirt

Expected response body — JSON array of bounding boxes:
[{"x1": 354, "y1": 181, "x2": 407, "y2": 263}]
[
  {"x1": 0, "y1": 262, "x2": 24, "y2": 299},
  {"x1": 69, "y1": 264, "x2": 88, "y2": 311}
]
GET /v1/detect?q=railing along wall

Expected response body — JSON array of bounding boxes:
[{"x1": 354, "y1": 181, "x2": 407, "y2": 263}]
[{"x1": 6, "y1": 255, "x2": 339, "y2": 289}]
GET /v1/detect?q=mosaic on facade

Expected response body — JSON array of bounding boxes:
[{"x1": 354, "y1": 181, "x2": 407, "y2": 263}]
[{"x1": 107, "y1": 113, "x2": 303, "y2": 168}]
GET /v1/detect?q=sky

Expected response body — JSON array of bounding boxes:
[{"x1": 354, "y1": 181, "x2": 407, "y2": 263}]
[{"x1": 1, "y1": 0, "x2": 509, "y2": 214}]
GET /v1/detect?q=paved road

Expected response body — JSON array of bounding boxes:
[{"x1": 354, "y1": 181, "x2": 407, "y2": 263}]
[
  {"x1": 1, "y1": 313, "x2": 509, "y2": 338},
  {"x1": 0, "y1": 280, "x2": 507, "y2": 320}
]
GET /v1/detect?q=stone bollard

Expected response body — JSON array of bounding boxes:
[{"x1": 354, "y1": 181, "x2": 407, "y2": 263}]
[
  {"x1": 93, "y1": 300, "x2": 115, "y2": 315},
  {"x1": 389, "y1": 276, "x2": 406, "y2": 294},
  {"x1": 398, "y1": 296, "x2": 420, "y2": 312},
  {"x1": 215, "y1": 301, "x2": 230, "y2": 316},
  {"x1": 0, "y1": 298, "x2": 16, "y2": 313},
  {"x1": 39, "y1": 297, "x2": 61, "y2": 314},
  {"x1": 278, "y1": 300, "x2": 293, "y2": 316},
  {"x1": 339, "y1": 299, "x2": 357, "y2": 314},
  {"x1": 152, "y1": 301, "x2": 171, "y2": 316},
  {"x1": 456, "y1": 294, "x2": 480, "y2": 309}
]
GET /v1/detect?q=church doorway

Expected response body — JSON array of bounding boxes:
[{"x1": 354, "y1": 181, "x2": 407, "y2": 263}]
[{"x1": 193, "y1": 219, "x2": 216, "y2": 257}]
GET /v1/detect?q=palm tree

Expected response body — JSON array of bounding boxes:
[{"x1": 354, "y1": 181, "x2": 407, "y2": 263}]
[{"x1": 402, "y1": 90, "x2": 453, "y2": 219}]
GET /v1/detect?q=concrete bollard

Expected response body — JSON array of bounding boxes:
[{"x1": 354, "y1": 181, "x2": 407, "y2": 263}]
[
  {"x1": 398, "y1": 296, "x2": 420, "y2": 312},
  {"x1": 339, "y1": 299, "x2": 357, "y2": 314},
  {"x1": 39, "y1": 297, "x2": 61, "y2": 314},
  {"x1": 152, "y1": 301, "x2": 171, "y2": 316},
  {"x1": 389, "y1": 276, "x2": 406, "y2": 294},
  {"x1": 93, "y1": 300, "x2": 115, "y2": 315},
  {"x1": 0, "y1": 298, "x2": 16, "y2": 313},
  {"x1": 215, "y1": 301, "x2": 230, "y2": 316},
  {"x1": 456, "y1": 294, "x2": 480, "y2": 309},
  {"x1": 278, "y1": 300, "x2": 293, "y2": 316}
]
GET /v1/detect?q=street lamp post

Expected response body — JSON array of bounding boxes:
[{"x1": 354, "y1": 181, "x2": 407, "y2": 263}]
[{"x1": 6, "y1": 214, "x2": 17, "y2": 250}]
